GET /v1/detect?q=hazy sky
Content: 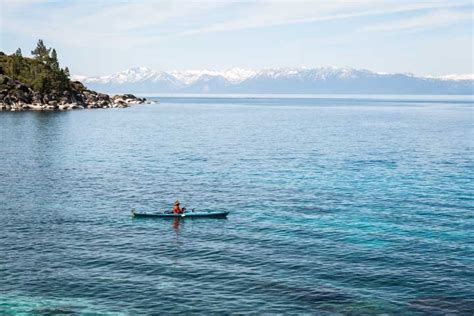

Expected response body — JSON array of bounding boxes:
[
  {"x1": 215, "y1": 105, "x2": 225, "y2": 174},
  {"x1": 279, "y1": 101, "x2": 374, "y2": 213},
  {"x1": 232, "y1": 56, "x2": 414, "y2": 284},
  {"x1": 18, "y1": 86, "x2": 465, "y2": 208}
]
[{"x1": 1, "y1": 0, "x2": 472, "y2": 76}]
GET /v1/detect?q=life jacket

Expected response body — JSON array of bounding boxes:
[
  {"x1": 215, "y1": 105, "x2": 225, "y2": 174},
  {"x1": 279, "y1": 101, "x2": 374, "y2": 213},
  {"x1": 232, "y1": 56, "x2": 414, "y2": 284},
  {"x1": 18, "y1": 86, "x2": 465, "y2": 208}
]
[{"x1": 172, "y1": 205, "x2": 182, "y2": 214}]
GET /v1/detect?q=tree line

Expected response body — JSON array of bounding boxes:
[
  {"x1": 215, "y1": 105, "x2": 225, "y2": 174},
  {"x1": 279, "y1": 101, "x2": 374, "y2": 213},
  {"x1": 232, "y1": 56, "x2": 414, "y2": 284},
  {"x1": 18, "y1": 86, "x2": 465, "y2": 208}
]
[{"x1": 0, "y1": 40, "x2": 72, "y2": 93}]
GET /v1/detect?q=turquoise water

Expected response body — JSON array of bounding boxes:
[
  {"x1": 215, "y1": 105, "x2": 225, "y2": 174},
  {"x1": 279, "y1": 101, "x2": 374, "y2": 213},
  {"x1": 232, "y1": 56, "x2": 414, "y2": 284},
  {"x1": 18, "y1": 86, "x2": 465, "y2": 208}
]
[{"x1": 0, "y1": 96, "x2": 473, "y2": 314}]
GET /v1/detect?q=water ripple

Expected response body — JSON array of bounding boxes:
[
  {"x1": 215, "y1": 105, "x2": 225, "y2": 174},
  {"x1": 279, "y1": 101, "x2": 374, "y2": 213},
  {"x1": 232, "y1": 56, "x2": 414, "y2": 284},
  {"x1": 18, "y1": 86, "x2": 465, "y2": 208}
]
[{"x1": 1, "y1": 98, "x2": 473, "y2": 314}]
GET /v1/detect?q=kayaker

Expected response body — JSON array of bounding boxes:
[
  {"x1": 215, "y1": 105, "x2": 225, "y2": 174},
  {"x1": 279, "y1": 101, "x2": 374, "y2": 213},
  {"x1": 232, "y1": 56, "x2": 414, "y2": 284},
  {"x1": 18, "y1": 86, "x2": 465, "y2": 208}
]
[{"x1": 172, "y1": 200, "x2": 184, "y2": 214}]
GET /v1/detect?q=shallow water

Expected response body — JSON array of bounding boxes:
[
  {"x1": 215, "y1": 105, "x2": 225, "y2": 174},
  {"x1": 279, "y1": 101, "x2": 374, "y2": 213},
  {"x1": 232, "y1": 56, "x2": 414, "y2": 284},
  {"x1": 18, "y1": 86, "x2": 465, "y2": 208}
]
[{"x1": 1, "y1": 96, "x2": 473, "y2": 314}]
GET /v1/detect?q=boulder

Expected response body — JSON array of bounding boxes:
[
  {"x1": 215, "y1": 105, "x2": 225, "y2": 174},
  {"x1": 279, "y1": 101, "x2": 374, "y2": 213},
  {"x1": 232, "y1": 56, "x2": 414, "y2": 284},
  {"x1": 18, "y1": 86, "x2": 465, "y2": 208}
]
[
  {"x1": 43, "y1": 105, "x2": 56, "y2": 111},
  {"x1": 3, "y1": 95, "x2": 12, "y2": 105},
  {"x1": 69, "y1": 103, "x2": 82, "y2": 110},
  {"x1": 70, "y1": 81, "x2": 86, "y2": 92},
  {"x1": 15, "y1": 90, "x2": 32, "y2": 104},
  {"x1": 98, "y1": 93, "x2": 109, "y2": 100},
  {"x1": 58, "y1": 104, "x2": 73, "y2": 111},
  {"x1": 25, "y1": 104, "x2": 43, "y2": 111}
]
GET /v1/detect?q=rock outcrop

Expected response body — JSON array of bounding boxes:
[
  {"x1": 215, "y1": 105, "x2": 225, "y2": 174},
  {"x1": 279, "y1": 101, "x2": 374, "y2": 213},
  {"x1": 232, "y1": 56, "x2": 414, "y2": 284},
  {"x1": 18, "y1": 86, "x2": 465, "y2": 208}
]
[{"x1": 0, "y1": 74, "x2": 147, "y2": 111}]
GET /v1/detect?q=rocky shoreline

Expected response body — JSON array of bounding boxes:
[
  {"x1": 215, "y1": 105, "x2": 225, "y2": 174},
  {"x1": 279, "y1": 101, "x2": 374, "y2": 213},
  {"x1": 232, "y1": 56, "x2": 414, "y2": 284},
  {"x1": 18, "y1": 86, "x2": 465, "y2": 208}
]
[{"x1": 0, "y1": 74, "x2": 148, "y2": 111}]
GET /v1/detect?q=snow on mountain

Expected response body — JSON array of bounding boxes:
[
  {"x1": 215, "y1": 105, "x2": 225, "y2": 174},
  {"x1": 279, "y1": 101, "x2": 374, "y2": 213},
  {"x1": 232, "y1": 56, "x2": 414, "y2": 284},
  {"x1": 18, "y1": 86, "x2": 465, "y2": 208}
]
[
  {"x1": 423, "y1": 74, "x2": 474, "y2": 81},
  {"x1": 250, "y1": 67, "x2": 377, "y2": 81},
  {"x1": 169, "y1": 68, "x2": 257, "y2": 84},
  {"x1": 74, "y1": 66, "x2": 367, "y2": 85},
  {"x1": 73, "y1": 67, "x2": 473, "y2": 95},
  {"x1": 75, "y1": 67, "x2": 163, "y2": 84}
]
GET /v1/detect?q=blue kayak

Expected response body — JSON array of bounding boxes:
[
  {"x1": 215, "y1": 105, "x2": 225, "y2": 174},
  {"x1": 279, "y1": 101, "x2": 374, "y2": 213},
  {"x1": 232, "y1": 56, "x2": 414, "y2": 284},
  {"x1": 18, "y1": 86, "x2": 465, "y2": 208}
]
[{"x1": 131, "y1": 209, "x2": 229, "y2": 219}]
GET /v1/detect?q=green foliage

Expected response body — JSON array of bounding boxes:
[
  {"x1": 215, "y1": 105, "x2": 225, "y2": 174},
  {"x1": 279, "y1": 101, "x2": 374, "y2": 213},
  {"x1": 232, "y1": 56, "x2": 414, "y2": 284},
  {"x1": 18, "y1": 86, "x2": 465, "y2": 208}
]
[
  {"x1": 50, "y1": 49, "x2": 59, "y2": 70},
  {"x1": 0, "y1": 40, "x2": 72, "y2": 93},
  {"x1": 11, "y1": 49, "x2": 23, "y2": 77},
  {"x1": 31, "y1": 39, "x2": 51, "y2": 64}
]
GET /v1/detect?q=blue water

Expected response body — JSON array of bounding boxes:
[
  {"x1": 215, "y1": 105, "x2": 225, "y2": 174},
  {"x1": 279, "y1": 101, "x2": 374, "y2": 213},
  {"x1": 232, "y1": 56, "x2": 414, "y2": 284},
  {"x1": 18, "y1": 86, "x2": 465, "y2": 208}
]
[{"x1": 1, "y1": 96, "x2": 473, "y2": 315}]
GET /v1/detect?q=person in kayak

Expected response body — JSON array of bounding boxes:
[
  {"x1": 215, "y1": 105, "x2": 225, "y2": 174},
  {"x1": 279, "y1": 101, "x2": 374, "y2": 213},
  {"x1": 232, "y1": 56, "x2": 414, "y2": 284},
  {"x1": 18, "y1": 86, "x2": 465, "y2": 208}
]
[{"x1": 172, "y1": 200, "x2": 184, "y2": 214}]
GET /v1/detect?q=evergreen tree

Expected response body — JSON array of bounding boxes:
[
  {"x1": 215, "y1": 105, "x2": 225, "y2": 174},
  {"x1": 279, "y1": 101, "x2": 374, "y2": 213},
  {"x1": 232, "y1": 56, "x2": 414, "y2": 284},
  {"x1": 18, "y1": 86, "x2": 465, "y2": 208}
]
[
  {"x1": 31, "y1": 39, "x2": 51, "y2": 63},
  {"x1": 11, "y1": 48, "x2": 23, "y2": 76},
  {"x1": 0, "y1": 39, "x2": 73, "y2": 93},
  {"x1": 64, "y1": 67, "x2": 70, "y2": 78},
  {"x1": 50, "y1": 49, "x2": 59, "y2": 69}
]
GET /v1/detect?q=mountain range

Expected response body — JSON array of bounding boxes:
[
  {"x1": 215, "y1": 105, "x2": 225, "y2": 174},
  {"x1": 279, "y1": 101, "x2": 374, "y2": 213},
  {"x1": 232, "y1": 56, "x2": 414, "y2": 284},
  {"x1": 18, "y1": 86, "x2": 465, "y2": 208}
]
[{"x1": 73, "y1": 67, "x2": 473, "y2": 95}]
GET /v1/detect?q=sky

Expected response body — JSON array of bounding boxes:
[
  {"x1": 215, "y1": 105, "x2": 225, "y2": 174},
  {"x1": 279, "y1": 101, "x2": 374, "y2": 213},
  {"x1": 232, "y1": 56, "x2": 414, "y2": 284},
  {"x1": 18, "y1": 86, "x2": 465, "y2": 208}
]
[{"x1": 0, "y1": 0, "x2": 473, "y2": 77}]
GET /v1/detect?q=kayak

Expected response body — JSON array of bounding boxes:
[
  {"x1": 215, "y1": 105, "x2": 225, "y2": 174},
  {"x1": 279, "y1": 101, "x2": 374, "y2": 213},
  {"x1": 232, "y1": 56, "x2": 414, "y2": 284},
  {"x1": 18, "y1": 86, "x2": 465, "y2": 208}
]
[{"x1": 131, "y1": 209, "x2": 229, "y2": 219}]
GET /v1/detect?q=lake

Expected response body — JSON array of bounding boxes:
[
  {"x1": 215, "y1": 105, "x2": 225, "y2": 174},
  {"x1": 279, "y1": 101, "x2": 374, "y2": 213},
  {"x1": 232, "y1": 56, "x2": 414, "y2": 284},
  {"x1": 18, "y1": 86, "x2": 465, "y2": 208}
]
[{"x1": 1, "y1": 95, "x2": 473, "y2": 314}]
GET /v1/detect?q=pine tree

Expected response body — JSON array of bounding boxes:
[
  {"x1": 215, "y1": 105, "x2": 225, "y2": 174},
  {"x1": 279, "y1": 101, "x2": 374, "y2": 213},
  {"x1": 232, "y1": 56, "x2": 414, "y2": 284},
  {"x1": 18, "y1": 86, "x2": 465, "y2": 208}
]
[
  {"x1": 50, "y1": 49, "x2": 59, "y2": 69},
  {"x1": 64, "y1": 67, "x2": 70, "y2": 78},
  {"x1": 11, "y1": 48, "x2": 23, "y2": 77},
  {"x1": 31, "y1": 39, "x2": 51, "y2": 63},
  {"x1": 0, "y1": 39, "x2": 75, "y2": 93}
]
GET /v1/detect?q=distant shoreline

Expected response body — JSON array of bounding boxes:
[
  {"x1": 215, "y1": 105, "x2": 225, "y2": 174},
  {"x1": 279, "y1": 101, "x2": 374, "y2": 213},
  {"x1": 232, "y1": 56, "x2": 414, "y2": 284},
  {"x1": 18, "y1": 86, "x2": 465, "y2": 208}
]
[{"x1": 131, "y1": 93, "x2": 474, "y2": 101}]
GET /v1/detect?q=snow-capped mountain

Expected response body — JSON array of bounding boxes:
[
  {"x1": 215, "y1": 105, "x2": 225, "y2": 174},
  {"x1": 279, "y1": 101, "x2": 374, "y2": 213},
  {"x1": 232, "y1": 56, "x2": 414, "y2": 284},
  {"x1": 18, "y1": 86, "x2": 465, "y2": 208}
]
[
  {"x1": 73, "y1": 67, "x2": 473, "y2": 95},
  {"x1": 169, "y1": 68, "x2": 257, "y2": 84}
]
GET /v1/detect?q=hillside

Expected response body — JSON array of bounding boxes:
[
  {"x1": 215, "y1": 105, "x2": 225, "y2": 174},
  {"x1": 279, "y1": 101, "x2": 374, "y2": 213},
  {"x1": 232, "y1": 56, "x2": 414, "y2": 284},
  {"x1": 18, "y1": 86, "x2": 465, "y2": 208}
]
[
  {"x1": 0, "y1": 40, "x2": 145, "y2": 111},
  {"x1": 77, "y1": 67, "x2": 474, "y2": 95}
]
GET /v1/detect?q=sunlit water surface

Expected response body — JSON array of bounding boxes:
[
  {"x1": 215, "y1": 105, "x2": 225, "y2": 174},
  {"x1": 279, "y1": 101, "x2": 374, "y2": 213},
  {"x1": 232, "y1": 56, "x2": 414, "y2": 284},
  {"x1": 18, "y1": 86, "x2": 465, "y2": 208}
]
[{"x1": 1, "y1": 96, "x2": 473, "y2": 314}]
